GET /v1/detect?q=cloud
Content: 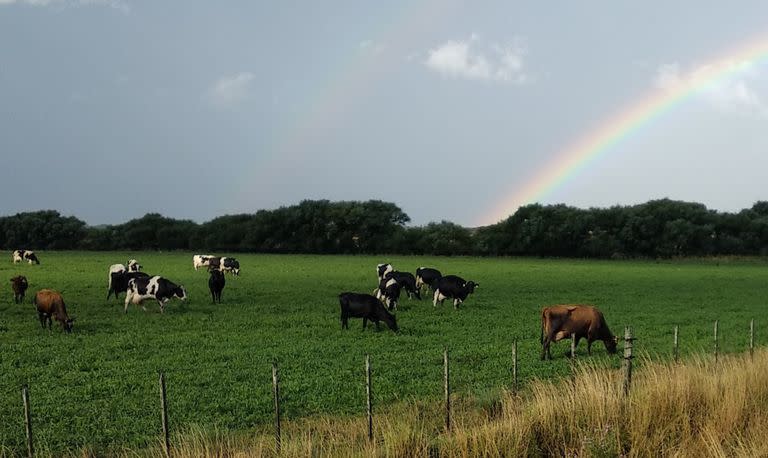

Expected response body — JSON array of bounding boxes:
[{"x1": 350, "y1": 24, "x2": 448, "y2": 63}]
[
  {"x1": 0, "y1": 0, "x2": 129, "y2": 12},
  {"x1": 358, "y1": 39, "x2": 386, "y2": 55},
  {"x1": 206, "y1": 72, "x2": 255, "y2": 108},
  {"x1": 424, "y1": 34, "x2": 528, "y2": 83},
  {"x1": 654, "y1": 61, "x2": 767, "y2": 116}
]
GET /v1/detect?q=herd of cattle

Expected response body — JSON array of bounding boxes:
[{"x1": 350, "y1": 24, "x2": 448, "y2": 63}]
[{"x1": 8, "y1": 252, "x2": 621, "y2": 359}]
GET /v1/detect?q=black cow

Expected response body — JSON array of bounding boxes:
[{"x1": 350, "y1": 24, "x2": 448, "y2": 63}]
[
  {"x1": 433, "y1": 275, "x2": 478, "y2": 309},
  {"x1": 107, "y1": 271, "x2": 150, "y2": 300},
  {"x1": 209, "y1": 268, "x2": 225, "y2": 304},
  {"x1": 415, "y1": 267, "x2": 442, "y2": 293},
  {"x1": 124, "y1": 275, "x2": 187, "y2": 313},
  {"x1": 339, "y1": 292, "x2": 398, "y2": 331}
]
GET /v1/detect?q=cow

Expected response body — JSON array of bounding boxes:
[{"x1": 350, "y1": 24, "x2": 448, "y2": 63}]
[
  {"x1": 374, "y1": 277, "x2": 402, "y2": 311},
  {"x1": 376, "y1": 263, "x2": 393, "y2": 281},
  {"x1": 540, "y1": 305, "x2": 618, "y2": 360},
  {"x1": 219, "y1": 257, "x2": 240, "y2": 276},
  {"x1": 386, "y1": 271, "x2": 421, "y2": 300},
  {"x1": 433, "y1": 275, "x2": 478, "y2": 309},
  {"x1": 124, "y1": 276, "x2": 187, "y2": 313},
  {"x1": 13, "y1": 250, "x2": 39, "y2": 265},
  {"x1": 33, "y1": 289, "x2": 74, "y2": 333},
  {"x1": 339, "y1": 292, "x2": 398, "y2": 332},
  {"x1": 10, "y1": 276, "x2": 28, "y2": 304},
  {"x1": 209, "y1": 268, "x2": 225, "y2": 304},
  {"x1": 108, "y1": 271, "x2": 150, "y2": 300},
  {"x1": 415, "y1": 267, "x2": 442, "y2": 293},
  {"x1": 127, "y1": 259, "x2": 141, "y2": 272},
  {"x1": 108, "y1": 263, "x2": 127, "y2": 290},
  {"x1": 193, "y1": 255, "x2": 215, "y2": 271}
]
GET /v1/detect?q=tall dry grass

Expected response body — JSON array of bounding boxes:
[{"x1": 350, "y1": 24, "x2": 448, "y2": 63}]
[{"x1": 19, "y1": 349, "x2": 768, "y2": 457}]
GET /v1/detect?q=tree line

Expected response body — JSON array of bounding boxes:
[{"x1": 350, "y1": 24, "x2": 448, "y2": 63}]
[{"x1": 2, "y1": 199, "x2": 768, "y2": 258}]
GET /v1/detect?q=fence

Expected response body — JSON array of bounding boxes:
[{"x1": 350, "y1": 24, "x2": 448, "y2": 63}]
[{"x1": 11, "y1": 319, "x2": 759, "y2": 456}]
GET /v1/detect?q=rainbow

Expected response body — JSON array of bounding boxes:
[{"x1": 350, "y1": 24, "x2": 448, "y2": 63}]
[{"x1": 478, "y1": 37, "x2": 768, "y2": 226}]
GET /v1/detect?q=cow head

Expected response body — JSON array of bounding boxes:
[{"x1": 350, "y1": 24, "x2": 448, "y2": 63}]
[
  {"x1": 127, "y1": 260, "x2": 141, "y2": 272},
  {"x1": 464, "y1": 281, "x2": 478, "y2": 294},
  {"x1": 231, "y1": 261, "x2": 240, "y2": 276},
  {"x1": 64, "y1": 317, "x2": 75, "y2": 333},
  {"x1": 174, "y1": 286, "x2": 187, "y2": 301},
  {"x1": 606, "y1": 335, "x2": 619, "y2": 354}
]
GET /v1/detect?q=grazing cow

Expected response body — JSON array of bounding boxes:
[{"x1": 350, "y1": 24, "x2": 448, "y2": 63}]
[
  {"x1": 433, "y1": 275, "x2": 478, "y2": 309},
  {"x1": 127, "y1": 259, "x2": 141, "y2": 272},
  {"x1": 415, "y1": 267, "x2": 442, "y2": 292},
  {"x1": 33, "y1": 289, "x2": 74, "y2": 333},
  {"x1": 376, "y1": 263, "x2": 393, "y2": 280},
  {"x1": 124, "y1": 276, "x2": 187, "y2": 313},
  {"x1": 540, "y1": 305, "x2": 618, "y2": 360},
  {"x1": 339, "y1": 292, "x2": 398, "y2": 332},
  {"x1": 107, "y1": 271, "x2": 150, "y2": 300},
  {"x1": 13, "y1": 250, "x2": 39, "y2": 265},
  {"x1": 193, "y1": 254, "x2": 215, "y2": 271},
  {"x1": 386, "y1": 271, "x2": 421, "y2": 300},
  {"x1": 209, "y1": 268, "x2": 225, "y2": 304},
  {"x1": 220, "y1": 257, "x2": 240, "y2": 276},
  {"x1": 10, "y1": 276, "x2": 28, "y2": 304},
  {"x1": 374, "y1": 277, "x2": 402, "y2": 311}
]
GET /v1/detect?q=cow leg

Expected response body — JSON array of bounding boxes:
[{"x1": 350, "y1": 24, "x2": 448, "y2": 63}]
[
  {"x1": 38, "y1": 312, "x2": 46, "y2": 329},
  {"x1": 587, "y1": 340, "x2": 593, "y2": 355},
  {"x1": 375, "y1": 321, "x2": 381, "y2": 331},
  {"x1": 362, "y1": 318, "x2": 368, "y2": 329},
  {"x1": 158, "y1": 300, "x2": 165, "y2": 313}
]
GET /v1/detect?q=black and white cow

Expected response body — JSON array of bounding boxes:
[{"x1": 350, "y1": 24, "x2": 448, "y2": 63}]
[
  {"x1": 127, "y1": 259, "x2": 141, "y2": 272},
  {"x1": 124, "y1": 275, "x2": 186, "y2": 313},
  {"x1": 13, "y1": 250, "x2": 39, "y2": 265},
  {"x1": 433, "y1": 275, "x2": 479, "y2": 309},
  {"x1": 107, "y1": 271, "x2": 150, "y2": 300},
  {"x1": 415, "y1": 267, "x2": 442, "y2": 293},
  {"x1": 339, "y1": 292, "x2": 398, "y2": 331},
  {"x1": 193, "y1": 254, "x2": 215, "y2": 271},
  {"x1": 374, "y1": 277, "x2": 402, "y2": 311},
  {"x1": 208, "y1": 256, "x2": 240, "y2": 276},
  {"x1": 208, "y1": 268, "x2": 225, "y2": 304},
  {"x1": 376, "y1": 263, "x2": 393, "y2": 281}
]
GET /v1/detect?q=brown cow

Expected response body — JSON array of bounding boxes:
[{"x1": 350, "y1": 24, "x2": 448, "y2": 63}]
[
  {"x1": 33, "y1": 289, "x2": 74, "y2": 333},
  {"x1": 540, "y1": 304, "x2": 618, "y2": 360},
  {"x1": 10, "y1": 276, "x2": 28, "y2": 304}
]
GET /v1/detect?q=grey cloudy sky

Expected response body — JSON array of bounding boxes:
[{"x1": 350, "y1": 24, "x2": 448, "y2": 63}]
[{"x1": 2, "y1": 1, "x2": 768, "y2": 226}]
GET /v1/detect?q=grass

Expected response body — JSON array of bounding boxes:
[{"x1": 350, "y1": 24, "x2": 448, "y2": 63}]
[{"x1": 1, "y1": 252, "x2": 767, "y2": 455}]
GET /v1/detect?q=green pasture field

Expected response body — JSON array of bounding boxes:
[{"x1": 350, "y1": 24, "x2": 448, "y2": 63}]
[{"x1": 1, "y1": 252, "x2": 767, "y2": 454}]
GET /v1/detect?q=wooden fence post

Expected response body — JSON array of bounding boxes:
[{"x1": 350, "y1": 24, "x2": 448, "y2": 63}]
[
  {"x1": 158, "y1": 372, "x2": 171, "y2": 458},
  {"x1": 714, "y1": 320, "x2": 719, "y2": 363},
  {"x1": 622, "y1": 327, "x2": 634, "y2": 396},
  {"x1": 366, "y1": 354, "x2": 373, "y2": 442},
  {"x1": 22, "y1": 384, "x2": 33, "y2": 458},
  {"x1": 570, "y1": 333, "x2": 576, "y2": 359},
  {"x1": 750, "y1": 319, "x2": 755, "y2": 360},
  {"x1": 443, "y1": 348, "x2": 451, "y2": 432},
  {"x1": 272, "y1": 361, "x2": 281, "y2": 453},
  {"x1": 512, "y1": 340, "x2": 518, "y2": 393},
  {"x1": 673, "y1": 325, "x2": 679, "y2": 363}
]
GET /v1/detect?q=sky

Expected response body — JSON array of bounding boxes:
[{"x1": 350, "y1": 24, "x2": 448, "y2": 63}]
[{"x1": 2, "y1": 1, "x2": 768, "y2": 227}]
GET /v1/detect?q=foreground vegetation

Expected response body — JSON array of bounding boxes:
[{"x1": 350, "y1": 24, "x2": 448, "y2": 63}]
[
  {"x1": 120, "y1": 350, "x2": 768, "y2": 457},
  {"x1": 1, "y1": 253, "x2": 767, "y2": 455}
]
